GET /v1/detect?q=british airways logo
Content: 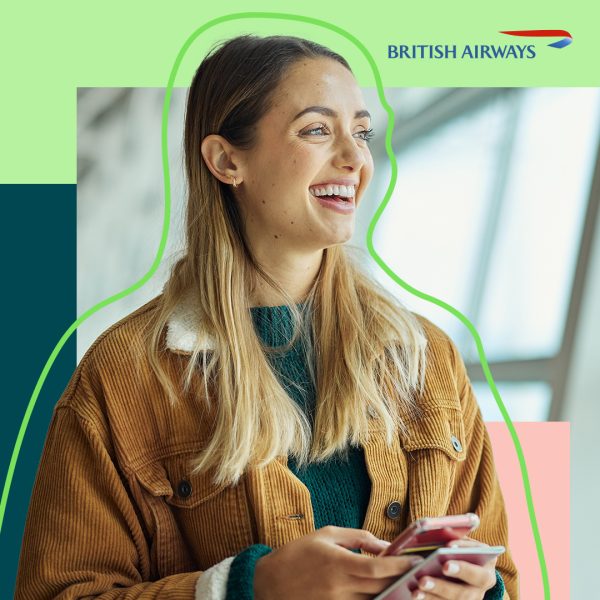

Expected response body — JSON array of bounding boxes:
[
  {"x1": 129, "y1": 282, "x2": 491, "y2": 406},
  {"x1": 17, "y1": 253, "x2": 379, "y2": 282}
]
[
  {"x1": 499, "y1": 29, "x2": 573, "y2": 49},
  {"x1": 387, "y1": 29, "x2": 573, "y2": 60}
]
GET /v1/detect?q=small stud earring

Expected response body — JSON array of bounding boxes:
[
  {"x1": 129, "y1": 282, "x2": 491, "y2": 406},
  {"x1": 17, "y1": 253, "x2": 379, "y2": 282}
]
[{"x1": 231, "y1": 176, "x2": 238, "y2": 188}]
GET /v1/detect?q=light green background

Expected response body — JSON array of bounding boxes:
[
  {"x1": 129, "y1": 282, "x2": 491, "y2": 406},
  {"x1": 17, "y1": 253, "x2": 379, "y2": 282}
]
[
  {"x1": 1, "y1": 0, "x2": 597, "y2": 183},
  {"x1": 2, "y1": 3, "x2": 594, "y2": 598}
]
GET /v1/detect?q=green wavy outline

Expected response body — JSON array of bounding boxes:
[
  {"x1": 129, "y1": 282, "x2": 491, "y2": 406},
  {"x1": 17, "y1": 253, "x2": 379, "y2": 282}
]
[{"x1": 1, "y1": 11, "x2": 550, "y2": 599}]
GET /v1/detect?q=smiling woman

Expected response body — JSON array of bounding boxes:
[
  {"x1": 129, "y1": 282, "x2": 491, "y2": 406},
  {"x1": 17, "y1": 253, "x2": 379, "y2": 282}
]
[
  {"x1": 15, "y1": 35, "x2": 517, "y2": 600},
  {"x1": 199, "y1": 55, "x2": 375, "y2": 306}
]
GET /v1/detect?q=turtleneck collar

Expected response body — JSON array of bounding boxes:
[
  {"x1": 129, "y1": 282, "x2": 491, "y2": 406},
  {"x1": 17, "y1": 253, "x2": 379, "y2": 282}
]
[{"x1": 250, "y1": 302, "x2": 308, "y2": 347}]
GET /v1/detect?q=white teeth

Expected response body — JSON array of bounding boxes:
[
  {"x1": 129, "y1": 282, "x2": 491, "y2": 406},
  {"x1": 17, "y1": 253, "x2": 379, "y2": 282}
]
[{"x1": 309, "y1": 184, "x2": 356, "y2": 198}]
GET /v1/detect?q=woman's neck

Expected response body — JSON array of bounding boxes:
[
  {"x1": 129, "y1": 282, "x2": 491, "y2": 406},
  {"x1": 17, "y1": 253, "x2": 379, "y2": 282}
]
[{"x1": 249, "y1": 248, "x2": 323, "y2": 308}]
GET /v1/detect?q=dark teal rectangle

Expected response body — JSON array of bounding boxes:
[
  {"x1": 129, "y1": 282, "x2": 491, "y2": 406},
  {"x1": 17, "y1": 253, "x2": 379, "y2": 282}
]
[{"x1": 0, "y1": 184, "x2": 76, "y2": 597}]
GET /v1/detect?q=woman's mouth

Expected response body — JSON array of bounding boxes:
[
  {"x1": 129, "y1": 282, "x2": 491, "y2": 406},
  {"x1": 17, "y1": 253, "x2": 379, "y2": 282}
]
[{"x1": 309, "y1": 184, "x2": 356, "y2": 214}]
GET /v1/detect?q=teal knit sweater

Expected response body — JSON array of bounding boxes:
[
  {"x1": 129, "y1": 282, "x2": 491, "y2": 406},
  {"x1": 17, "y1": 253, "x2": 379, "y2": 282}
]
[{"x1": 225, "y1": 304, "x2": 505, "y2": 599}]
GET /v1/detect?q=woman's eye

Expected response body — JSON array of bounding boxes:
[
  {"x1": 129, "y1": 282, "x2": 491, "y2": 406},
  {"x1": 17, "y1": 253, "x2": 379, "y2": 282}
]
[
  {"x1": 302, "y1": 125, "x2": 329, "y2": 136},
  {"x1": 355, "y1": 128, "x2": 375, "y2": 143},
  {"x1": 301, "y1": 126, "x2": 375, "y2": 143}
]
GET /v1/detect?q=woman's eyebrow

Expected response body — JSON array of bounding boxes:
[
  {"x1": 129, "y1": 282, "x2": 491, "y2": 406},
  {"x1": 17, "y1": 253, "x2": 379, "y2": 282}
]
[{"x1": 292, "y1": 105, "x2": 371, "y2": 122}]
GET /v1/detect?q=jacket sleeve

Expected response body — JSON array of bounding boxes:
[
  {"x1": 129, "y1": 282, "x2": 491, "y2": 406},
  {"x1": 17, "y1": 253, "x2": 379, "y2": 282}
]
[
  {"x1": 14, "y1": 402, "x2": 231, "y2": 599},
  {"x1": 446, "y1": 337, "x2": 519, "y2": 600}
]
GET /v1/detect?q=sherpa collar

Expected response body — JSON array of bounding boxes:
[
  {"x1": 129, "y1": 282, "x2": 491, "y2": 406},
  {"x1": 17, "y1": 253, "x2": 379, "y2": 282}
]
[{"x1": 165, "y1": 294, "x2": 216, "y2": 353}]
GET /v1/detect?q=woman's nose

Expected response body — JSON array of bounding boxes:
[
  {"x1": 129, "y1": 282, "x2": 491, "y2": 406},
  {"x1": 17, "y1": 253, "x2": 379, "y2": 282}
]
[{"x1": 333, "y1": 133, "x2": 367, "y2": 171}]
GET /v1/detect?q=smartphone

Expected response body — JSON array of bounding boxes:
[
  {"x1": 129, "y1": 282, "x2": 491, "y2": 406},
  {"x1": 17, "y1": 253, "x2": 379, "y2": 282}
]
[
  {"x1": 378, "y1": 513, "x2": 480, "y2": 557},
  {"x1": 374, "y1": 545, "x2": 505, "y2": 600}
]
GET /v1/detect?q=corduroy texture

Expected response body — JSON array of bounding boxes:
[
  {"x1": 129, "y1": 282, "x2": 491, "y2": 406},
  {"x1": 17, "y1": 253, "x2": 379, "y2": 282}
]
[
  {"x1": 227, "y1": 304, "x2": 505, "y2": 600},
  {"x1": 14, "y1": 295, "x2": 519, "y2": 599},
  {"x1": 225, "y1": 305, "x2": 372, "y2": 600},
  {"x1": 251, "y1": 303, "x2": 372, "y2": 531}
]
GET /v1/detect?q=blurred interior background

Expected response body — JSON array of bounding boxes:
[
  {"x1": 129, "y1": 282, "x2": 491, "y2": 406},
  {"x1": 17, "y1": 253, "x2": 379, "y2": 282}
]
[{"x1": 78, "y1": 86, "x2": 600, "y2": 598}]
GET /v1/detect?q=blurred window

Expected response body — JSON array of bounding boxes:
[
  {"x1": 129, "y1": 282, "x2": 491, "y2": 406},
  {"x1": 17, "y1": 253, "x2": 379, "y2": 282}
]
[{"x1": 373, "y1": 88, "x2": 600, "y2": 420}]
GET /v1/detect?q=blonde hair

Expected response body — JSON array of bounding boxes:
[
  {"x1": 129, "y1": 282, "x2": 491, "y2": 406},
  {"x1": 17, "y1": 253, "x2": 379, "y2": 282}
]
[{"x1": 144, "y1": 34, "x2": 428, "y2": 485}]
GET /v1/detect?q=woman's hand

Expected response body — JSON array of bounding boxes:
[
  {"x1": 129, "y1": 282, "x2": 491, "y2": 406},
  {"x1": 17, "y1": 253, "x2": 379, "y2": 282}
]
[
  {"x1": 253, "y1": 525, "x2": 422, "y2": 600},
  {"x1": 411, "y1": 538, "x2": 498, "y2": 600}
]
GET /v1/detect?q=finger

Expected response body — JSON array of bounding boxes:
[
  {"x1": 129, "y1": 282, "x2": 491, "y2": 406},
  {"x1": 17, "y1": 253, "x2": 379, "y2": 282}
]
[
  {"x1": 342, "y1": 552, "x2": 424, "y2": 579},
  {"x1": 319, "y1": 526, "x2": 392, "y2": 554},
  {"x1": 440, "y1": 559, "x2": 497, "y2": 588},
  {"x1": 412, "y1": 575, "x2": 474, "y2": 600},
  {"x1": 348, "y1": 574, "x2": 408, "y2": 595}
]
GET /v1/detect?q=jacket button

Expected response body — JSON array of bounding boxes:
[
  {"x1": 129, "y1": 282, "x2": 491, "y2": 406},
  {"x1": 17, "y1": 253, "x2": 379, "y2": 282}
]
[
  {"x1": 451, "y1": 435, "x2": 463, "y2": 452},
  {"x1": 177, "y1": 479, "x2": 192, "y2": 498},
  {"x1": 385, "y1": 501, "x2": 402, "y2": 520}
]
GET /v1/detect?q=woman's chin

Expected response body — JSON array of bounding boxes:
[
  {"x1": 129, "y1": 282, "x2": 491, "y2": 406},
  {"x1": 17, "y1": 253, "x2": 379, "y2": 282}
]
[{"x1": 317, "y1": 229, "x2": 355, "y2": 249}]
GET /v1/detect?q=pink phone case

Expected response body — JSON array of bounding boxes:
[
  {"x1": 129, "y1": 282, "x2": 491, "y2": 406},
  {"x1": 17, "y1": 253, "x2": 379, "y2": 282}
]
[
  {"x1": 373, "y1": 546, "x2": 505, "y2": 600},
  {"x1": 379, "y1": 513, "x2": 480, "y2": 557}
]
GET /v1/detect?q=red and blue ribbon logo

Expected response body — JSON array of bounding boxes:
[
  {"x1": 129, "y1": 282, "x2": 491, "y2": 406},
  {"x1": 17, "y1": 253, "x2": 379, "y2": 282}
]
[{"x1": 499, "y1": 29, "x2": 573, "y2": 48}]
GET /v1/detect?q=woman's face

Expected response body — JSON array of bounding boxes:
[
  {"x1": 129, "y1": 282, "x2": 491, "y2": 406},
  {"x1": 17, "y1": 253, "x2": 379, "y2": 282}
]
[{"x1": 234, "y1": 57, "x2": 374, "y2": 258}]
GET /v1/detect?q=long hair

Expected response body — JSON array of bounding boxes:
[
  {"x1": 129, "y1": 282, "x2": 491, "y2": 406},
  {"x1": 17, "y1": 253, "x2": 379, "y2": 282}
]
[{"x1": 144, "y1": 34, "x2": 428, "y2": 485}]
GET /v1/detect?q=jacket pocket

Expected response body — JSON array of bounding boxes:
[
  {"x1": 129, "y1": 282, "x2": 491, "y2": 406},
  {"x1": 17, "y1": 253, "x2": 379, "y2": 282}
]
[
  {"x1": 400, "y1": 406, "x2": 467, "y2": 462},
  {"x1": 134, "y1": 451, "x2": 255, "y2": 570},
  {"x1": 133, "y1": 452, "x2": 228, "y2": 505},
  {"x1": 399, "y1": 406, "x2": 467, "y2": 521},
  {"x1": 162, "y1": 454, "x2": 229, "y2": 509}
]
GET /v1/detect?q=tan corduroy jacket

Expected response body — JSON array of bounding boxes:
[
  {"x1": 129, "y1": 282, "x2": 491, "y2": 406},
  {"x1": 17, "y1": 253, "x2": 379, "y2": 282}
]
[{"x1": 15, "y1": 295, "x2": 518, "y2": 599}]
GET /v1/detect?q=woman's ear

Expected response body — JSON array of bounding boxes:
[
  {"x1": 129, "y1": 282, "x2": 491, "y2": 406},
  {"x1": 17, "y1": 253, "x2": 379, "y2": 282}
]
[{"x1": 200, "y1": 134, "x2": 244, "y2": 186}]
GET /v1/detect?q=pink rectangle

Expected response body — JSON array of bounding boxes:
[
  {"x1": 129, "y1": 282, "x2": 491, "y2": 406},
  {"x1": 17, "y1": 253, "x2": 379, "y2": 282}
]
[{"x1": 487, "y1": 422, "x2": 569, "y2": 599}]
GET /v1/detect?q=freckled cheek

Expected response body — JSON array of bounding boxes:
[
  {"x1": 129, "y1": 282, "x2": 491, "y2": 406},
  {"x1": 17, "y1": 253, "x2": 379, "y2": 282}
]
[
  {"x1": 255, "y1": 148, "x2": 316, "y2": 210},
  {"x1": 288, "y1": 144, "x2": 318, "y2": 173},
  {"x1": 246, "y1": 173, "x2": 280, "y2": 207}
]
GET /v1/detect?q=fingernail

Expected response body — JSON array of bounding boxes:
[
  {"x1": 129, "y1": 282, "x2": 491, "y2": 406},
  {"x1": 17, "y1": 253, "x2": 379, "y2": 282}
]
[
  {"x1": 379, "y1": 540, "x2": 391, "y2": 546},
  {"x1": 444, "y1": 561, "x2": 460, "y2": 575},
  {"x1": 411, "y1": 556, "x2": 425, "y2": 565},
  {"x1": 414, "y1": 592, "x2": 425, "y2": 600},
  {"x1": 420, "y1": 578, "x2": 435, "y2": 591},
  {"x1": 448, "y1": 541, "x2": 460, "y2": 548}
]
